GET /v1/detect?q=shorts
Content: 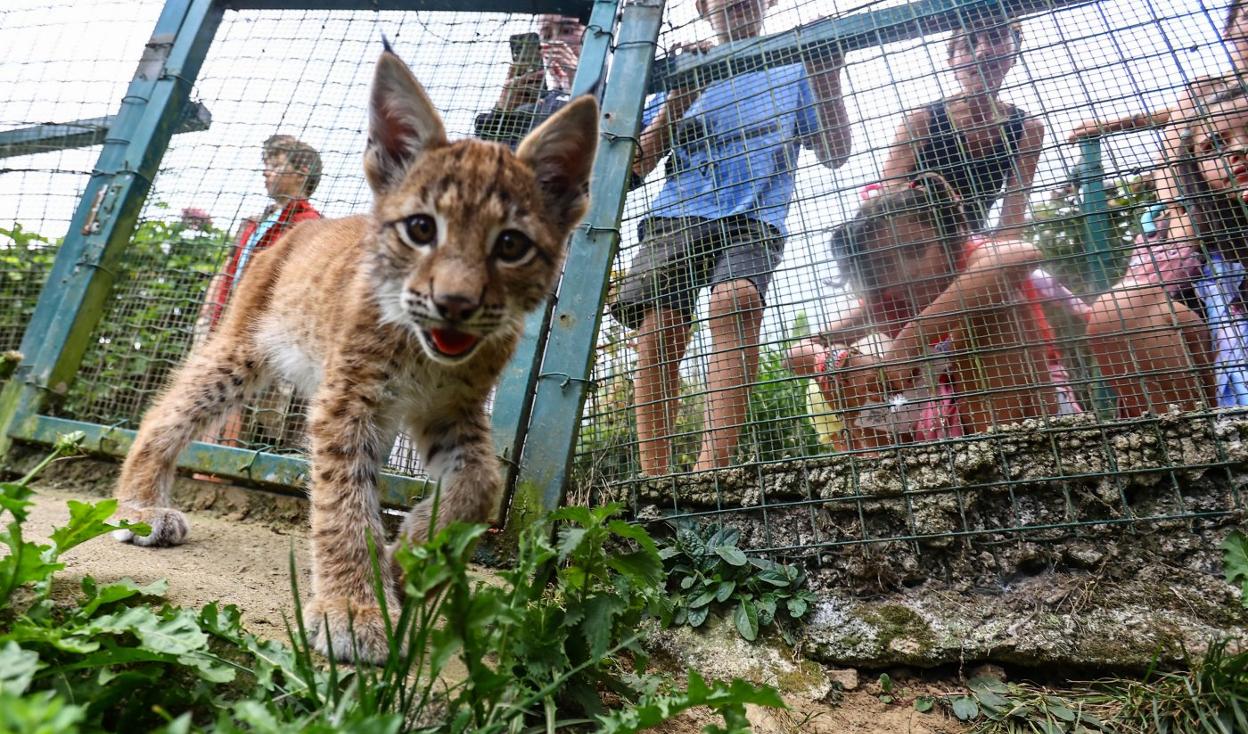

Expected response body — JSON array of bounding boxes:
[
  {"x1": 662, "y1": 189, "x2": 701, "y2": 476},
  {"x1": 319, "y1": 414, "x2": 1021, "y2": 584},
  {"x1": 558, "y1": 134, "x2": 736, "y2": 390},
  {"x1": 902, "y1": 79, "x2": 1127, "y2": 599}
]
[{"x1": 610, "y1": 215, "x2": 784, "y2": 331}]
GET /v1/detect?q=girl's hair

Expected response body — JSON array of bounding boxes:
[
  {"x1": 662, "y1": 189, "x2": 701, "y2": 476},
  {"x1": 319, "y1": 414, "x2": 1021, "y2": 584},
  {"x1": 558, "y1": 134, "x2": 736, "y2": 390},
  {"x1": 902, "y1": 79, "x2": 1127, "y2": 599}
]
[
  {"x1": 830, "y1": 172, "x2": 971, "y2": 291},
  {"x1": 1226, "y1": 0, "x2": 1244, "y2": 37},
  {"x1": 947, "y1": 19, "x2": 1023, "y2": 60},
  {"x1": 1172, "y1": 90, "x2": 1248, "y2": 260}
]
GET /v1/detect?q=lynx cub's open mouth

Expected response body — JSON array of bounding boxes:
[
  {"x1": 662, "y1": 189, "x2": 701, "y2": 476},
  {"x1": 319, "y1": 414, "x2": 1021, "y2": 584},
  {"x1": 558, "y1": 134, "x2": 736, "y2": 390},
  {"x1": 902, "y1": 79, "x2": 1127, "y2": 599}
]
[{"x1": 424, "y1": 327, "x2": 480, "y2": 359}]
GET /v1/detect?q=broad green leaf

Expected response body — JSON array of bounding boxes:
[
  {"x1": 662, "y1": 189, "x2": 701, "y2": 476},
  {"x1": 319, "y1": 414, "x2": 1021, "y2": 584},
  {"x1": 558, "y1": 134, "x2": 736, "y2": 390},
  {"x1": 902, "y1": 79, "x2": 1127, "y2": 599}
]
[
  {"x1": 556, "y1": 527, "x2": 588, "y2": 560},
  {"x1": 689, "y1": 588, "x2": 718, "y2": 608},
  {"x1": 0, "y1": 482, "x2": 33, "y2": 522},
  {"x1": 608, "y1": 549, "x2": 664, "y2": 588},
  {"x1": 177, "y1": 651, "x2": 236, "y2": 683},
  {"x1": 48, "y1": 499, "x2": 121, "y2": 555},
  {"x1": 914, "y1": 696, "x2": 934, "y2": 713},
  {"x1": 78, "y1": 577, "x2": 167, "y2": 618},
  {"x1": 687, "y1": 605, "x2": 710, "y2": 628},
  {"x1": 756, "y1": 569, "x2": 791, "y2": 587},
  {"x1": 579, "y1": 594, "x2": 625, "y2": 659},
  {"x1": 787, "y1": 597, "x2": 808, "y2": 618},
  {"x1": 715, "y1": 545, "x2": 748, "y2": 567},
  {"x1": 0, "y1": 641, "x2": 40, "y2": 694},
  {"x1": 715, "y1": 580, "x2": 736, "y2": 602},
  {"x1": 951, "y1": 697, "x2": 980, "y2": 720},
  {"x1": 134, "y1": 610, "x2": 208, "y2": 655},
  {"x1": 733, "y1": 600, "x2": 759, "y2": 641}
]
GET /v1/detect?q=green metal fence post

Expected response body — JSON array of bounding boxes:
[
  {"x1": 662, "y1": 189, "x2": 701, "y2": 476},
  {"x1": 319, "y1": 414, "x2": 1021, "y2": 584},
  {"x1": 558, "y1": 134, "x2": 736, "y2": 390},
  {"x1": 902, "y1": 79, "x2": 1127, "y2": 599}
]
[
  {"x1": 505, "y1": 0, "x2": 663, "y2": 530},
  {"x1": 1075, "y1": 135, "x2": 1119, "y2": 417},
  {"x1": 0, "y1": 0, "x2": 224, "y2": 459},
  {"x1": 491, "y1": 0, "x2": 620, "y2": 495},
  {"x1": 1078, "y1": 136, "x2": 1114, "y2": 294}
]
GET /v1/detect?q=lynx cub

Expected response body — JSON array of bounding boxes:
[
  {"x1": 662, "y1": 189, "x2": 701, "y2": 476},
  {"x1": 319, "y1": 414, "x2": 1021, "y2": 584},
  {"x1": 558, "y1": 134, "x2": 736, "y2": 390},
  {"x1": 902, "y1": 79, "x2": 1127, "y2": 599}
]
[{"x1": 111, "y1": 47, "x2": 598, "y2": 662}]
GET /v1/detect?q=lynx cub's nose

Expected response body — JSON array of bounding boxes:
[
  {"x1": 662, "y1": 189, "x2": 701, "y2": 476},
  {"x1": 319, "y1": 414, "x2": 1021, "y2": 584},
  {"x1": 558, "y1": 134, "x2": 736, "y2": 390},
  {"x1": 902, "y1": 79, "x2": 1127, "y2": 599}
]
[{"x1": 434, "y1": 293, "x2": 479, "y2": 322}]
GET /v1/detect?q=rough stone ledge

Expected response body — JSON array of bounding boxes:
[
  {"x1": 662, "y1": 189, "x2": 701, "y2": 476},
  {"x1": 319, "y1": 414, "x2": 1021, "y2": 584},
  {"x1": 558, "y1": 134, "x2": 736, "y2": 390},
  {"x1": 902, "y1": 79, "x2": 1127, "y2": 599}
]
[
  {"x1": 609, "y1": 411, "x2": 1248, "y2": 508},
  {"x1": 613, "y1": 412, "x2": 1248, "y2": 670}
]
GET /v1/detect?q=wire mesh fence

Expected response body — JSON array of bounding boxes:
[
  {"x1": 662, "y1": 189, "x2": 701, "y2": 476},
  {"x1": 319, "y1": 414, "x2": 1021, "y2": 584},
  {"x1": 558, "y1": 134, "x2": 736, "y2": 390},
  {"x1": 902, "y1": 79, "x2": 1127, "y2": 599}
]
[
  {"x1": 4, "y1": 0, "x2": 1246, "y2": 550},
  {"x1": 0, "y1": 1, "x2": 165, "y2": 354},
  {"x1": 1, "y1": 1, "x2": 583, "y2": 481},
  {"x1": 574, "y1": 0, "x2": 1246, "y2": 553}
]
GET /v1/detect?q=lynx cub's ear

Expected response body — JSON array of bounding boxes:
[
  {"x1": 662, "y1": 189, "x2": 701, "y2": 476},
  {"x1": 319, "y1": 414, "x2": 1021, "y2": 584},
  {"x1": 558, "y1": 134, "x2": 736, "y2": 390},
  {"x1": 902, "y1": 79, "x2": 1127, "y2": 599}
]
[
  {"x1": 365, "y1": 49, "x2": 448, "y2": 195},
  {"x1": 516, "y1": 95, "x2": 599, "y2": 232}
]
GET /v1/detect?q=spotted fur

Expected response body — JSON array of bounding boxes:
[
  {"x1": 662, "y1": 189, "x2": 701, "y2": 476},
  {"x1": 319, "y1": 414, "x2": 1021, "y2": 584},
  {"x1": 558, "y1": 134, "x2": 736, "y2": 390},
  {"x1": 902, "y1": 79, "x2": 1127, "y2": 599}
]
[{"x1": 111, "y1": 49, "x2": 598, "y2": 663}]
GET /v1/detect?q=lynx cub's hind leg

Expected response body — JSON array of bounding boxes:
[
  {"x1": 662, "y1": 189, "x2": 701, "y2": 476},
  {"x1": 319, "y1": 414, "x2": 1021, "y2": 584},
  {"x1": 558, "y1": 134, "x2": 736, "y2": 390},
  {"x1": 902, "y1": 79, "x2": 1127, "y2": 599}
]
[{"x1": 113, "y1": 335, "x2": 265, "y2": 546}]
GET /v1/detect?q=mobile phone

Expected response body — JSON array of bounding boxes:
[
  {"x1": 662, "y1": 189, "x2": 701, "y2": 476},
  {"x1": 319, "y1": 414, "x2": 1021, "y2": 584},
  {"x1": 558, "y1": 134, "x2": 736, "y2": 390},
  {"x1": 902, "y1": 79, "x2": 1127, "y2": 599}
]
[{"x1": 509, "y1": 32, "x2": 542, "y2": 73}]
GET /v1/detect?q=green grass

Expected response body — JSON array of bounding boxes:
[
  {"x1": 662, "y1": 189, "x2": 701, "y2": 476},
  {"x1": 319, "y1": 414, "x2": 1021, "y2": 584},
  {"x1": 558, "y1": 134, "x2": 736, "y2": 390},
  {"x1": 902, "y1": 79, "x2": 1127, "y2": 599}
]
[{"x1": 0, "y1": 435, "x2": 783, "y2": 733}]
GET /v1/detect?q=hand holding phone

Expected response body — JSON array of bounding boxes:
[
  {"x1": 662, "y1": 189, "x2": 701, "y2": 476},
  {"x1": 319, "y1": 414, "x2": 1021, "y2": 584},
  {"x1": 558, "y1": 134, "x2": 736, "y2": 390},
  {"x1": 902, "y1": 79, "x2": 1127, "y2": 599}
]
[{"x1": 498, "y1": 32, "x2": 544, "y2": 110}]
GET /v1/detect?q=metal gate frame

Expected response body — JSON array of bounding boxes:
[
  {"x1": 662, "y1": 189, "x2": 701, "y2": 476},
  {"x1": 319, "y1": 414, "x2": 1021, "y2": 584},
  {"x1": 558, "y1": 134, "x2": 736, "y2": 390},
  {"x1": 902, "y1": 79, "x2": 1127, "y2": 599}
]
[{"x1": 1, "y1": 0, "x2": 1103, "y2": 541}]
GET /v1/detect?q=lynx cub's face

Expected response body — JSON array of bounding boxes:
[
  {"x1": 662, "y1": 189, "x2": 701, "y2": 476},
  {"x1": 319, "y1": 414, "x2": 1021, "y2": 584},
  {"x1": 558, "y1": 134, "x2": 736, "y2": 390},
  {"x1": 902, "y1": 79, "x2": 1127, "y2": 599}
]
[{"x1": 363, "y1": 50, "x2": 597, "y2": 364}]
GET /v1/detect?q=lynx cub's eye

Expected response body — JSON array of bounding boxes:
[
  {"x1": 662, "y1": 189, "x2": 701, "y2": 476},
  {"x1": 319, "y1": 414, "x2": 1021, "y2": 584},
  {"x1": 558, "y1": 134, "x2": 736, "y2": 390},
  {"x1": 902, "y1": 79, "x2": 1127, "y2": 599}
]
[
  {"x1": 493, "y1": 230, "x2": 535, "y2": 264},
  {"x1": 396, "y1": 214, "x2": 437, "y2": 248}
]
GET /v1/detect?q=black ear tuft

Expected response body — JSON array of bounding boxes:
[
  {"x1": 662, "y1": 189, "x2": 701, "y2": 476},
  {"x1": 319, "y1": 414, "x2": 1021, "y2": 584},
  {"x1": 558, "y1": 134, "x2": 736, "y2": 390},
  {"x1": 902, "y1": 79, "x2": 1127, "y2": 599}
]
[{"x1": 381, "y1": 33, "x2": 394, "y2": 54}]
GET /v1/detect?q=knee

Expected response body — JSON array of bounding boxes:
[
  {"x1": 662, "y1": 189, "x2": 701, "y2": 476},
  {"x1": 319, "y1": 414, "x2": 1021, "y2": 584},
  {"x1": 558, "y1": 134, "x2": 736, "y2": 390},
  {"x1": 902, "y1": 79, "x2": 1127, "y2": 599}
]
[
  {"x1": 707, "y1": 279, "x2": 763, "y2": 321},
  {"x1": 787, "y1": 339, "x2": 824, "y2": 377}
]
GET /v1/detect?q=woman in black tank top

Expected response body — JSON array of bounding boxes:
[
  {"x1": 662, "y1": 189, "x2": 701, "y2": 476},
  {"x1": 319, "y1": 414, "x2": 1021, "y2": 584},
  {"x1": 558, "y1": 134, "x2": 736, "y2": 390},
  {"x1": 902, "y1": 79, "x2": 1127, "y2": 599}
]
[{"x1": 880, "y1": 19, "x2": 1045, "y2": 234}]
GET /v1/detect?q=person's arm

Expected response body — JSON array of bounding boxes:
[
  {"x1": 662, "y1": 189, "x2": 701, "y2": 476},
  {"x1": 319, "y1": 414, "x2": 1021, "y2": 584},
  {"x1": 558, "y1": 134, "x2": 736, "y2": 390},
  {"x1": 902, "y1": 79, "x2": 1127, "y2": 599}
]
[
  {"x1": 816, "y1": 300, "x2": 874, "y2": 347},
  {"x1": 1067, "y1": 110, "x2": 1173, "y2": 143},
  {"x1": 801, "y1": 51, "x2": 852, "y2": 169},
  {"x1": 881, "y1": 239, "x2": 1044, "y2": 384},
  {"x1": 632, "y1": 42, "x2": 711, "y2": 180},
  {"x1": 632, "y1": 89, "x2": 699, "y2": 180},
  {"x1": 994, "y1": 116, "x2": 1046, "y2": 233},
  {"x1": 879, "y1": 108, "x2": 932, "y2": 190}
]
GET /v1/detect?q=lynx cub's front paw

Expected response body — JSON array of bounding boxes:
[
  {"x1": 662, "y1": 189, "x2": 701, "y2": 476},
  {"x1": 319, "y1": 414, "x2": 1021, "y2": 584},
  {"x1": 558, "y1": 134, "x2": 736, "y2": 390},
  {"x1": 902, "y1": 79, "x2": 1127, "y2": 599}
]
[
  {"x1": 111, "y1": 505, "x2": 190, "y2": 547},
  {"x1": 305, "y1": 596, "x2": 396, "y2": 664}
]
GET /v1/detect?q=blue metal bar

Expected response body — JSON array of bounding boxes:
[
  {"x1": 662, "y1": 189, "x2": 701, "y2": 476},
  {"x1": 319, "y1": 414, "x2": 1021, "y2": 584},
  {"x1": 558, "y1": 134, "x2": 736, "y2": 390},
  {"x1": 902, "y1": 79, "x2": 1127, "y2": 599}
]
[
  {"x1": 0, "y1": 102, "x2": 211, "y2": 160},
  {"x1": 506, "y1": 0, "x2": 662, "y2": 528},
  {"x1": 490, "y1": 0, "x2": 618, "y2": 504},
  {"x1": 13, "y1": 415, "x2": 428, "y2": 507},
  {"x1": 0, "y1": 0, "x2": 224, "y2": 457},
  {"x1": 225, "y1": 0, "x2": 595, "y2": 21},
  {"x1": 648, "y1": 0, "x2": 1093, "y2": 94}
]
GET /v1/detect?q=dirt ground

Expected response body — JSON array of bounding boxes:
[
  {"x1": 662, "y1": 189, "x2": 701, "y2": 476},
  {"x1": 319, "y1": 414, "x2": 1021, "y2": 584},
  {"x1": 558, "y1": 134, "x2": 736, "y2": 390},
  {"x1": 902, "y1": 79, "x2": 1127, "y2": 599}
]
[{"x1": 20, "y1": 468, "x2": 968, "y2": 734}]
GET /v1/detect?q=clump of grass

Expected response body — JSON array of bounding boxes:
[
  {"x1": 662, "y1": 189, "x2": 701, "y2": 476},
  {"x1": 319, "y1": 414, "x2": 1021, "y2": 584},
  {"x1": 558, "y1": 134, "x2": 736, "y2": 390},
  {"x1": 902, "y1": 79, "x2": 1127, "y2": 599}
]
[
  {"x1": 1, "y1": 436, "x2": 783, "y2": 732},
  {"x1": 1095, "y1": 639, "x2": 1248, "y2": 734}
]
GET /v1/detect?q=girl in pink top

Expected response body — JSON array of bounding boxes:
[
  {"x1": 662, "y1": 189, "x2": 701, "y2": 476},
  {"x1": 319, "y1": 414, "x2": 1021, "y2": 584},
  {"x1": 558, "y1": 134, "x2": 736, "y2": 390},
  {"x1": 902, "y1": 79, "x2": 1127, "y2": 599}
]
[{"x1": 788, "y1": 174, "x2": 1082, "y2": 450}]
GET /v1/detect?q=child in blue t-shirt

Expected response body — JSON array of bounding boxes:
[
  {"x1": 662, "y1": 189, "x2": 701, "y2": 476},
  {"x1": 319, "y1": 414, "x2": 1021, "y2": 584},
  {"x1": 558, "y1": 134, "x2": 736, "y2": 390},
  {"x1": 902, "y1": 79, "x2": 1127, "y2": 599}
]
[{"x1": 611, "y1": 0, "x2": 851, "y2": 476}]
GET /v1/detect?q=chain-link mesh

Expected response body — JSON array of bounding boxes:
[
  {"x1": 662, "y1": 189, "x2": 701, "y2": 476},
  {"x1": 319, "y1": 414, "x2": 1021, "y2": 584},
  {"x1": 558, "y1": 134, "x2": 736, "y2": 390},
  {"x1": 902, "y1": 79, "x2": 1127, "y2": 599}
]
[
  {"x1": 3, "y1": 2, "x2": 568, "y2": 479},
  {"x1": 0, "y1": 1, "x2": 165, "y2": 354},
  {"x1": 575, "y1": 0, "x2": 1245, "y2": 553}
]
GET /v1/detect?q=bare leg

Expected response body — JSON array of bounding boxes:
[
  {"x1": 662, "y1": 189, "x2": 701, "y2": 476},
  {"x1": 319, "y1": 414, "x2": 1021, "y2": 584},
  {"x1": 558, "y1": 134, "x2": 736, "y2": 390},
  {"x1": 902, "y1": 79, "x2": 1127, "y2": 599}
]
[
  {"x1": 304, "y1": 358, "x2": 401, "y2": 664},
  {"x1": 696, "y1": 278, "x2": 764, "y2": 471},
  {"x1": 1087, "y1": 282, "x2": 1214, "y2": 418},
  {"x1": 634, "y1": 307, "x2": 692, "y2": 476},
  {"x1": 113, "y1": 337, "x2": 264, "y2": 546}
]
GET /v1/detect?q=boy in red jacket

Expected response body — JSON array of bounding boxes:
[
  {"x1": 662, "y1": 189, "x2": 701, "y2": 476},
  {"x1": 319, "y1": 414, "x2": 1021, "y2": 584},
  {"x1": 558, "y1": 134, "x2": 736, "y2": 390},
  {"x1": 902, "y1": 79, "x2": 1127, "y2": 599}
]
[{"x1": 195, "y1": 135, "x2": 322, "y2": 459}]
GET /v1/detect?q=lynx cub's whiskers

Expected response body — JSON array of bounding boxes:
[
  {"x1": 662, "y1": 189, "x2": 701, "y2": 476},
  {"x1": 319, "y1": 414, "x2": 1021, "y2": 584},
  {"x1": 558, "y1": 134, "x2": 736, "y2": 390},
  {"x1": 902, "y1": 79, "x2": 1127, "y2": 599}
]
[{"x1": 110, "y1": 46, "x2": 598, "y2": 664}]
